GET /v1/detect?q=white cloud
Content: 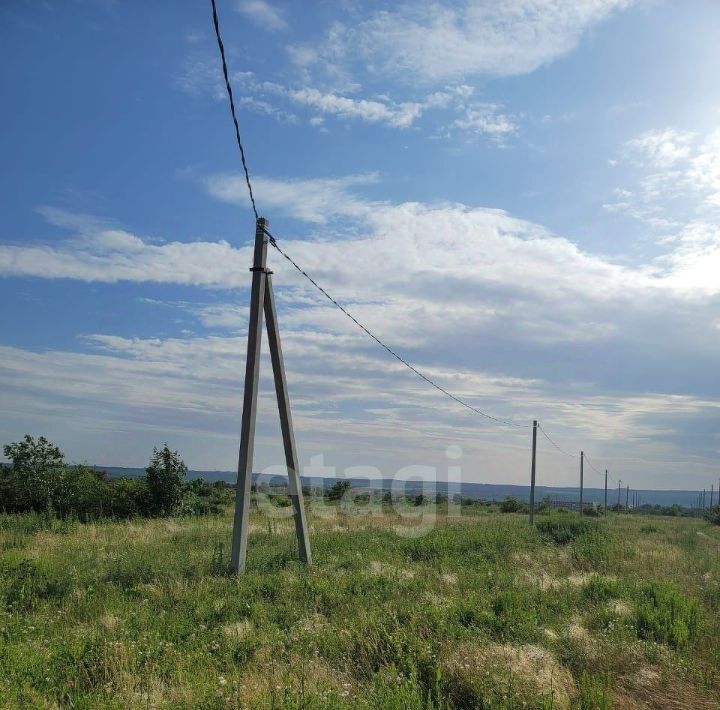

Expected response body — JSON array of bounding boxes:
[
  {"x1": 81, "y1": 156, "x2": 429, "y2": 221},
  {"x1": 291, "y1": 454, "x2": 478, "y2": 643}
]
[
  {"x1": 287, "y1": 88, "x2": 423, "y2": 129},
  {"x1": 0, "y1": 210, "x2": 251, "y2": 287},
  {"x1": 176, "y1": 45, "x2": 515, "y2": 138},
  {"x1": 452, "y1": 103, "x2": 517, "y2": 140},
  {"x1": 235, "y1": 0, "x2": 286, "y2": 31},
  {"x1": 206, "y1": 172, "x2": 378, "y2": 224},
  {"x1": 290, "y1": 0, "x2": 634, "y2": 82},
  {"x1": 625, "y1": 128, "x2": 697, "y2": 168},
  {"x1": 688, "y1": 128, "x2": 720, "y2": 208}
]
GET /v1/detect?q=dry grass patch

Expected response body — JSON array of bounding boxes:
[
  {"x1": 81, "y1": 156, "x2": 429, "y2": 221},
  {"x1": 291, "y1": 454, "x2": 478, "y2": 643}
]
[
  {"x1": 222, "y1": 619, "x2": 252, "y2": 639},
  {"x1": 614, "y1": 665, "x2": 719, "y2": 709},
  {"x1": 368, "y1": 560, "x2": 415, "y2": 580},
  {"x1": 443, "y1": 642, "x2": 577, "y2": 709},
  {"x1": 235, "y1": 652, "x2": 346, "y2": 707}
]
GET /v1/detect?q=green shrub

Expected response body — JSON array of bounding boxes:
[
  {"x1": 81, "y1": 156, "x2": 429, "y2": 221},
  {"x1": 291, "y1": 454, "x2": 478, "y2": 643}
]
[
  {"x1": 500, "y1": 497, "x2": 527, "y2": 514},
  {"x1": 537, "y1": 516, "x2": 598, "y2": 545},
  {"x1": 634, "y1": 581, "x2": 700, "y2": 648},
  {"x1": 704, "y1": 506, "x2": 720, "y2": 526},
  {"x1": 104, "y1": 477, "x2": 152, "y2": 518}
]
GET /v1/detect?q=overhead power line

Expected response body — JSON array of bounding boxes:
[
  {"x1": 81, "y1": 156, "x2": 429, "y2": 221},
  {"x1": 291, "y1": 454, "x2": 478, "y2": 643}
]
[
  {"x1": 583, "y1": 453, "x2": 604, "y2": 477},
  {"x1": 266, "y1": 227, "x2": 529, "y2": 430},
  {"x1": 537, "y1": 423, "x2": 578, "y2": 459},
  {"x1": 210, "y1": 0, "x2": 259, "y2": 221}
]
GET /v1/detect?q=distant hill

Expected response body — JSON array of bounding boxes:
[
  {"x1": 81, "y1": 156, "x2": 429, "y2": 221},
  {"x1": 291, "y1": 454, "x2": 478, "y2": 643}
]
[{"x1": 89, "y1": 466, "x2": 703, "y2": 508}]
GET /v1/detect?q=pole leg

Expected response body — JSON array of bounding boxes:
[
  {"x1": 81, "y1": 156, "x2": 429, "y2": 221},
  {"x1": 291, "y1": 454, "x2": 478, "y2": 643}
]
[
  {"x1": 604, "y1": 471, "x2": 608, "y2": 516},
  {"x1": 264, "y1": 273, "x2": 312, "y2": 564},
  {"x1": 230, "y1": 219, "x2": 269, "y2": 574},
  {"x1": 529, "y1": 420, "x2": 538, "y2": 525}
]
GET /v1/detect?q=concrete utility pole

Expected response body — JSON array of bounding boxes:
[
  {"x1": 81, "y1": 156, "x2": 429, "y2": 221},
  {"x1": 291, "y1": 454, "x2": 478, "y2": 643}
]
[
  {"x1": 230, "y1": 218, "x2": 311, "y2": 573},
  {"x1": 604, "y1": 470, "x2": 608, "y2": 516},
  {"x1": 711, "y1": 485, "x2": 715, "y2": 508},
  {"x1": 626, "y1": 485, "x2": 630, "y2": 512},
  {"x1": 617, "y1": 480, "x2": 622, "y2": 511},
  {"x1": 579, "y1": 451, "x2": 584, "y2": 515},
  {"x1": 529, "y1": 420, "x2": 538, "y2": 525}
]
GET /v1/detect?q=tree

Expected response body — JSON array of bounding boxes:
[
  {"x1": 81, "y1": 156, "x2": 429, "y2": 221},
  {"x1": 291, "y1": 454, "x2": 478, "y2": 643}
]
[
  {"x1": 2, "y1": 435, "x2": 66, "y2": 512},
  {"x1": 326, "y1": 480, "x2": 351, "y2": 502},
  {"x1": 144, "y1": 445, "x2": 187, "y2": 516}
]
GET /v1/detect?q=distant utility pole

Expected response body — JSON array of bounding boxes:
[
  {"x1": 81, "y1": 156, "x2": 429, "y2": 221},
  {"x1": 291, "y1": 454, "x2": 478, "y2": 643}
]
[
  {"x1": 230, "y1": 218, "x2": 311, "y2": 574},
  {"x1": 617, "y1": 480, "x2": 622, "y2": 511},
  {"x1": 579, "y1": 451, "x2": 584, "y2": 515},
  {"x1": 626, "y1": 485, "x2": 630, "y2": 512},
  {"x1": 529, "y1": 420, "x2": 538, "y2": 525},
  {"x1": 604, "y1": 470, "x2": 608, "y2": 516},
  {"x1": 711, "y1": 484, "x2": 714, "y2": 508}
]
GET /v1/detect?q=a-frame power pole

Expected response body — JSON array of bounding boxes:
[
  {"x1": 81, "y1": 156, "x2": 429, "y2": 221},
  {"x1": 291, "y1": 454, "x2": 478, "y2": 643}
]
[{"x1": 230, "y1": 217, "x2": 311, "y2": 573}]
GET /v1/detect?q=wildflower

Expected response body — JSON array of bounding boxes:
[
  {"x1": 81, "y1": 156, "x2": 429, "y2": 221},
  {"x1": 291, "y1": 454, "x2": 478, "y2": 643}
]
[{"x1": 218, "y1": 676, "x2": 227, "y2": 686}]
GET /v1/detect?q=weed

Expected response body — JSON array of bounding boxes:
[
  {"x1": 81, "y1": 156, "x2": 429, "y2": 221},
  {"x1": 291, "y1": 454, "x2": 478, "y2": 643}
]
[
  {"x1": 634, "y1": 581, "x2": 700, "y2": 649},
  {"x1": 583, "y1": 576, "x2": 623, "y2": 603},
  {"x1": 578, "y1": 672, "x2": 612, "y2": 709}
]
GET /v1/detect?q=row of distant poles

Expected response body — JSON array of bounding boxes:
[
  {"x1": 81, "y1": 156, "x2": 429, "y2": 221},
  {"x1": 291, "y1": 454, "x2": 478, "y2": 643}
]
[{"x1": 528, "y1": 419, "x2": 719, "y2": 525}]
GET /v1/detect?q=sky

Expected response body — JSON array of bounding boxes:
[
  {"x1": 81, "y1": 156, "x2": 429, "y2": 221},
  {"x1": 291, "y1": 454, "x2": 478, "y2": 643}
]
[{"x1": 1, "y1": 0, "x2": 720, "y2": 491}]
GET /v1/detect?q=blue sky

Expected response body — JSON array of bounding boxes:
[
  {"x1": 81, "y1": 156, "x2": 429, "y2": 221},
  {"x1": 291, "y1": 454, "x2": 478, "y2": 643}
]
[{"x1": 2, "y1": 0, "x2": 720, "y2": 490}]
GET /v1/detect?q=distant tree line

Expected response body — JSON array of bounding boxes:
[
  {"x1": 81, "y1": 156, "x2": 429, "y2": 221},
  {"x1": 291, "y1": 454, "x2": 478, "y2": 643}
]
[{"x1": 0, "y1": 435, "x2": 231, "y2": 520}]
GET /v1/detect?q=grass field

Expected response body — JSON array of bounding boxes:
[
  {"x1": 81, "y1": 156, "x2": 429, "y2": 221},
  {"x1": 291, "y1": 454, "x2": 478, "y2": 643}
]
[{"x1": 1, "y1": 505, "x2": 719, "y2": 708}]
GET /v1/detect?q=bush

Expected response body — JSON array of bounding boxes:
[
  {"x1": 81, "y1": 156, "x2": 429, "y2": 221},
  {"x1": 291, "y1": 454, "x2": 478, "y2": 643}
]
[
  {"x1": 704, "y1": 506, "x2": 720, "y2": 526},
  {"x1": 500, "y1": 497, "x2": 527, "y2": 514},
  {"x1": 101, "y1": 477, "x2": 150, "y2": 518},
  {"x1": 537, "y1": 516, "x2": 598, "y2": 545}
]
